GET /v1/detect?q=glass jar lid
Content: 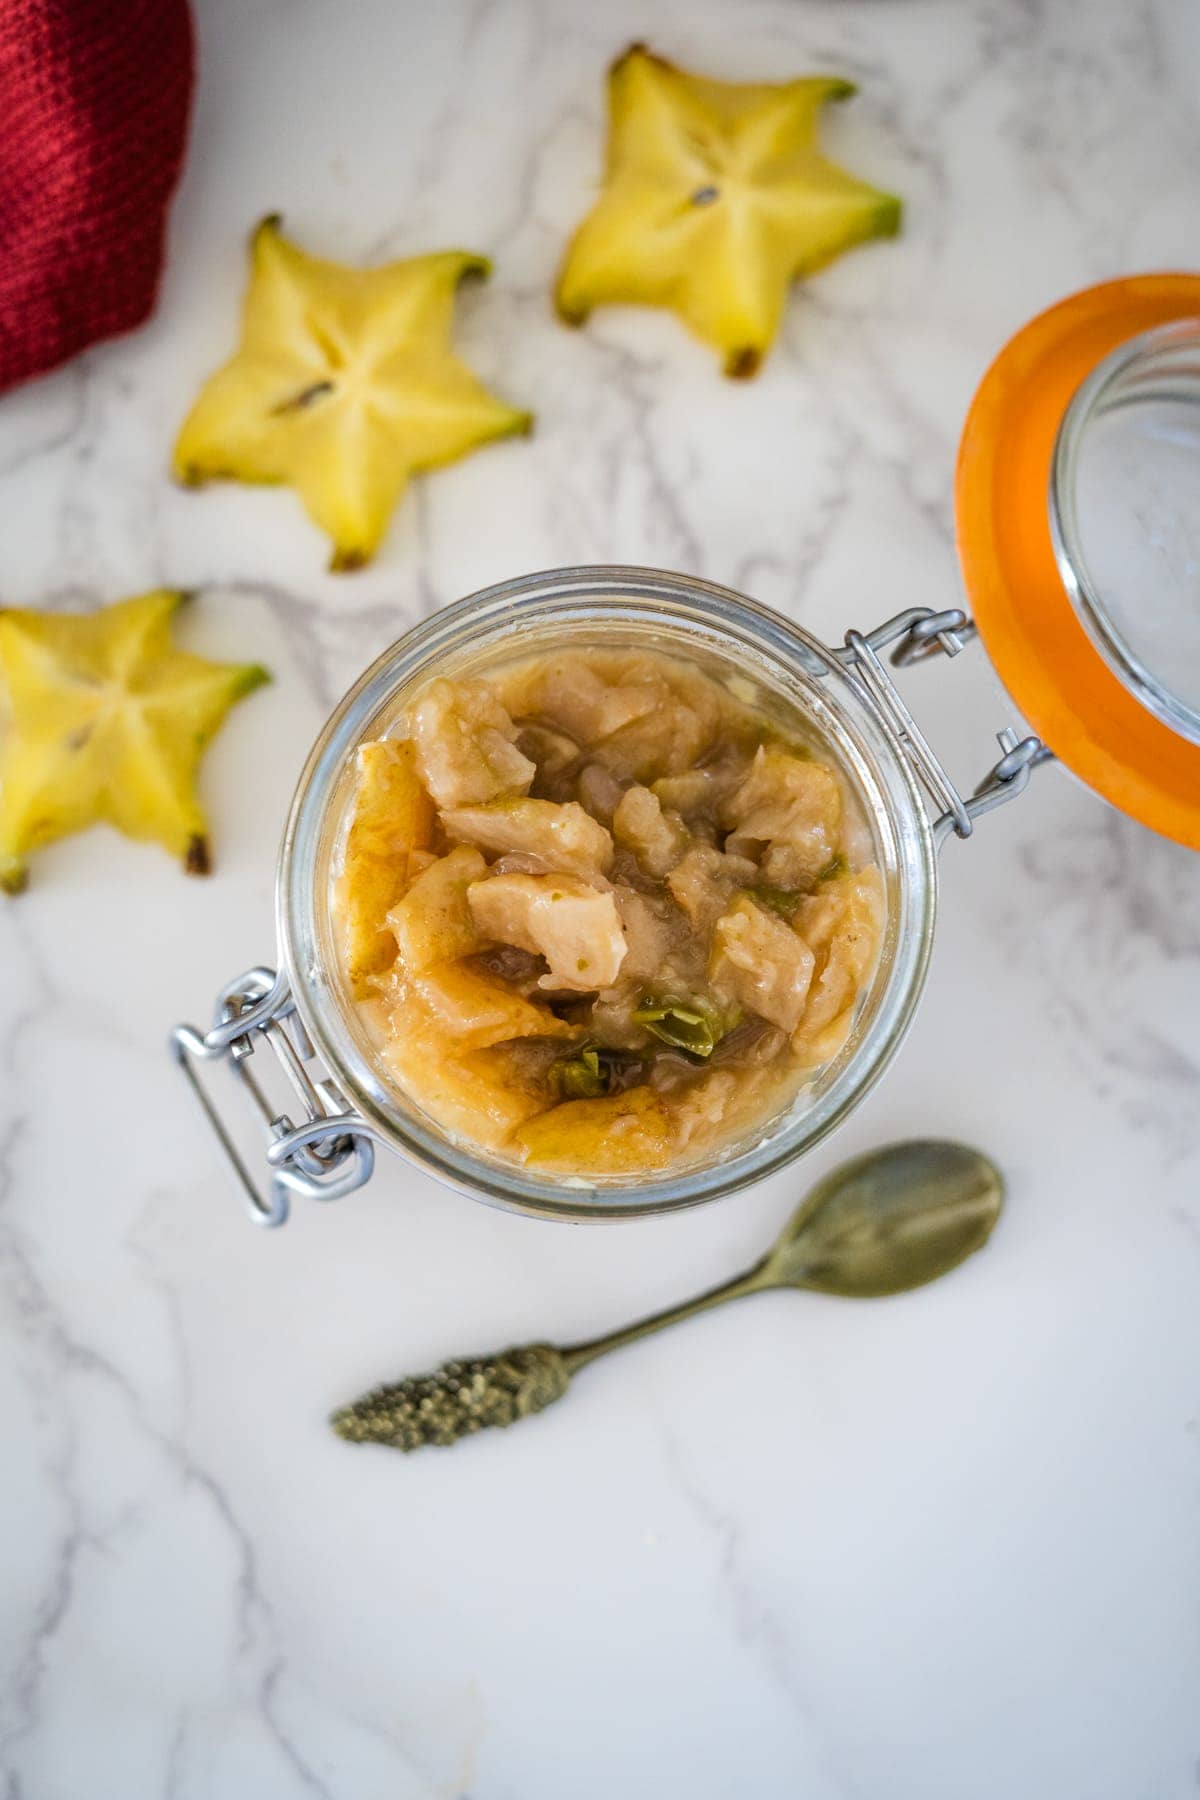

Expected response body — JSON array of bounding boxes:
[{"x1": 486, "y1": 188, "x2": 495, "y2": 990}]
[
  {"x1": 956, "y1": 274, "x2": 1200, "y2": 850},
  {"x1": 1051, "y1": 319, "x2": 1200, "y2": 746}
]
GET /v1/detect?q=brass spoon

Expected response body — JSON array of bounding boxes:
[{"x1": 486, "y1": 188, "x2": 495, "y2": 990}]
[{"x1": 331, "y1": 1139, "x2": 1003, "y2": 1453}]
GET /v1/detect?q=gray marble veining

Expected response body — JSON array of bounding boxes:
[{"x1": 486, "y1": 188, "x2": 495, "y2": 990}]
[{"x1": 2, "y1": 1, "x2": 1200, "y2": 1795}]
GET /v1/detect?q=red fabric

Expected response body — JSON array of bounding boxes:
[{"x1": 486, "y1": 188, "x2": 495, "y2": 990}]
[{"x1": 0, "y1": 0, "x2": 195, "y2": 396}]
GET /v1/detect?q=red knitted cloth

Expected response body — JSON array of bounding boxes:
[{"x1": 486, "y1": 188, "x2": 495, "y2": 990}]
[{"x1": 0, "y1": 0, "x2": 195, "y2": 396}]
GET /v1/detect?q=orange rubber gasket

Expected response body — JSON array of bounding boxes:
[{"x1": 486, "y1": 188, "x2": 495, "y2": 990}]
[{"x1": 956, "y1": 274, "x2": 1200, "y2": 849}]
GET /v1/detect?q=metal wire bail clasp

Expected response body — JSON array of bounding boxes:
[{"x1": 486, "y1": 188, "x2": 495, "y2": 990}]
[
  {"x1": 835, "y1": 607, "x2": 1050, "y2": 843},
  {"x1": 171, "y1": 967, "x2": 377, "y2": 1227}
]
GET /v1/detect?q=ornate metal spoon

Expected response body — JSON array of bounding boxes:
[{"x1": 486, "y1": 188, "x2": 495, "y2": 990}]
[{"x1": 331, "y1": 1139, "x2": 1003, "y2": 1453}]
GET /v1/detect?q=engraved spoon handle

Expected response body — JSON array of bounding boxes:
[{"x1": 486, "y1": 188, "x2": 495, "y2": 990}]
[{"x1": 330, "y1": 1258, "x2": 773, "y2": 1452}]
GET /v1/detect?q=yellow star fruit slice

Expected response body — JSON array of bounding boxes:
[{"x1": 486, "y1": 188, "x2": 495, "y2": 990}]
[
  {"x1": 174, "y1": 217, "x2": 533, "y2": 570},
  {"x1": 556, "y1": 44, "x2": 901, "y2": 376},
  {"x1": 0, "y1": 590, "x2": 268, "y2": 894}
]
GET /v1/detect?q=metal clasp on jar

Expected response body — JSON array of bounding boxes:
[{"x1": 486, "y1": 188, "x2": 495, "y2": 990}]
[
  {"x1": 835, "y1": 607, "x2": 1052, "y2": 843},
  {"x1": 171, "y1": 967, "x2": 379, "y2": 1227}
]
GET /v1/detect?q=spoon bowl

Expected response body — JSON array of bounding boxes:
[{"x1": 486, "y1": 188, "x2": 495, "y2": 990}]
[{"x1": 768, "y1": 1139, "x2": 1004, "y2": 1297}]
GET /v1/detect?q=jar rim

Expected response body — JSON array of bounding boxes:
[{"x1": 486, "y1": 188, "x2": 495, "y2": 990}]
[
  {"x1": 1049, "y1": 316, "x2": 1200, "y2": 746},
  {"x1": 276, "y1": 565, "x2": 938, "y2": 1220}
]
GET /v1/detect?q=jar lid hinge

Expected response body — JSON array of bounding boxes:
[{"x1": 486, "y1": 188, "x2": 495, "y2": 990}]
[
  {"x1": 171, "y1": 966, "x2": 379, "y2": 1226},
  {"x1": 834, "y1": 607, "x2": 1049, "y2": 845}
]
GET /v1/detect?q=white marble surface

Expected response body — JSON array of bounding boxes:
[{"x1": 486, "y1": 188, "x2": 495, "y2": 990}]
[{"x1": 3, "y1": 1, "x2": 1200, "y2": 1794}]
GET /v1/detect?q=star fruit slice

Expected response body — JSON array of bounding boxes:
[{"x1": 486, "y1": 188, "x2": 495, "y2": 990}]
[
  {"x1": 174, "y1": 217, "x2": 533, "y2": 571},
  {"x1": 556, "y1": 44, "x2": 902, "y2": 376},
  {"x1": 0, "y1": 590, "x2": 268, "y2": 893}
]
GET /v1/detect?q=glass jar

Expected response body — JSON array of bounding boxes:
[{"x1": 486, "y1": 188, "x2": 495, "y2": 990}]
[
  {"x1": 174, "y1": 567, "x2": 1034, "y2": 1225},
  {"x1": 174, "y1": 274, "x2": 1200, "y2": 1228}
]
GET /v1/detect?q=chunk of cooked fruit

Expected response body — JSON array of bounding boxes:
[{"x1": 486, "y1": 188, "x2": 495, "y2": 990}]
[
  {"x1": 792, "y1": 867, "x2": 884, "y2": 1055},
  {"x1": 468, "y1": 871, "x2": 627, "y2": 991},
  {"x1": 408, "y1": 962, "x2": 576, "y2": 1051},
  {"x1": 498, "y1": 651, "x2": 662, "y2": 744},
  {"x1": 669, "y1": 1068, "x2": 741, "y2": 1155},
  {"x1": 794, "y1": 865, "x2": 880, "y2": 957},
  {"x1": 588, "y1": 701, "x2": 709, "y2": 782},
  {"x1": 666, "y1": 842, "x2": 759, "y2": 934},
  {"x1": 792, "y1": 1009, "x2": 856, "y2": 1071},
  {"x1": 381, "y1": 1024, "x2": 555, "y2": 1149},
  {"x1": 411, "y1": 677, "x2": 535, "y2": 808},
  {"x1": 575, "y1": 763, "x2": 626, "y2": 826},
  {"x1": 655, "y1": 656, "x2": 727, "y2": 746},
  {"x1": 652, "y1": 765, "x2": 744, "y2": 819},
  {"x1": 443, "y1": 796, "x2": 613, "y2": 878},
  {"x1": 710, "y1": 894, "x2": 816, "y2": 1033},
  {"x1": 388, "y1": 845, "x2": 490, "y2": 975},
  {"x1": 669, "y1": 1059, "x2": 791, "y2": 1156},
  {"x1": 340, "y1": 739, "x2": 437, "y2": 994},
  {"x1": 610, "y1": 886, "x2": 680, "y2": 980},
  {"x1": 517, "y1": 722, "x2": 580, "y2": 783},
  {"x1": 612, "y1": 785, "x2": 690, "y2": 877},
  {"x1": 513, "y1": 1084, "x2": 674, "y2": 1173},
  {"x1": 723, "y1": 745, "x2": 841, "y2": 886}
]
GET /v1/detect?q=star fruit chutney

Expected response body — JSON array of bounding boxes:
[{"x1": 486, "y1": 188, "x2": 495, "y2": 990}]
[{"x1": 333, "y1": 645, "x2": 884, "y2": 1179}]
